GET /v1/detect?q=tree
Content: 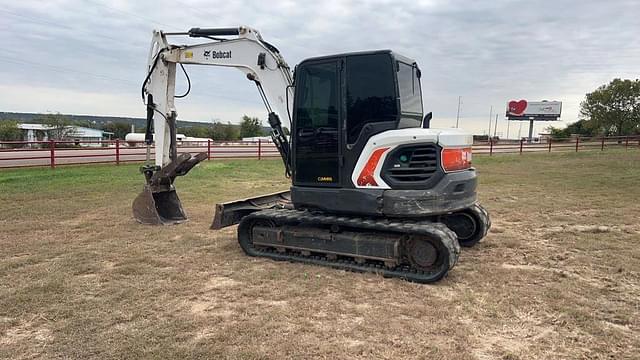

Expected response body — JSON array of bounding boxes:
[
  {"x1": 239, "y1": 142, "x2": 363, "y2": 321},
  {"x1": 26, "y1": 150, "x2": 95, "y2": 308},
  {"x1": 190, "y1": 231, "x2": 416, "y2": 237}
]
[
  {"x1": 239, "y1": 115, "x2": 263, "y2": 138},
  {"x1": 0, "y1": 120, "x2": 22, "y2": 141},
  {"x1": 546, "y1": 119, "x2": 596, "y2": 138},
  {"x1": 102, "y1": 122, "x2": 131, "y2": 139},
  {"x1": 221, "y1": 122, "x2": 240, "y2": 140},
  {"x1": 579, "y1": 78, "x2": 640, "y2": 136},
  {"x1": 178, "y1": 125, "x2": 210, "y2": 139},
  {"x1": 213, "y1": 122, "x2": 240, "y2": 140},
  {"x1": 37, "y1": 113, "x2": 75, "y2": 140}
]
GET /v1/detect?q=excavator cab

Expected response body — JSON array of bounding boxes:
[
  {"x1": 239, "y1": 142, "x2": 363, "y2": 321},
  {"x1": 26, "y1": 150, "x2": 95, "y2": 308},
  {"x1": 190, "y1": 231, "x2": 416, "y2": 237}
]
[{"x1": 291, "y1": 50, "x2": 423, "y2": 190}]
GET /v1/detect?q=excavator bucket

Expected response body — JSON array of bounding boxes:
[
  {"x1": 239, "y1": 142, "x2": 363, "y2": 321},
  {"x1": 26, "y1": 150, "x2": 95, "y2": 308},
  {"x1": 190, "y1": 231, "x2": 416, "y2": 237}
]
[
  {"x1": 132, "y1": 184, "x2": 187, "y2": 225},
  {"x1": 132, "y1": 152, "x2": 208, "y2": 225}
]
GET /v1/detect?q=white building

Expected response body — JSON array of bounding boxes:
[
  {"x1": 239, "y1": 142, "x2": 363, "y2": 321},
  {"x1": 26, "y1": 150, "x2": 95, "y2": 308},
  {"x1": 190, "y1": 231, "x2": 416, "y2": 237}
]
[
  {"x1": 18, "y1": 124, "x2": 111, "y2": 146},
  {"x1": 19, "y1": 123, "x2": 52, "y2": 142},
  {"x1": 124, "y1": 133, "x2": 212, "y2": 147},
  {"x1": 241, "y1": 136, "x2": 273, "y2": 142}
]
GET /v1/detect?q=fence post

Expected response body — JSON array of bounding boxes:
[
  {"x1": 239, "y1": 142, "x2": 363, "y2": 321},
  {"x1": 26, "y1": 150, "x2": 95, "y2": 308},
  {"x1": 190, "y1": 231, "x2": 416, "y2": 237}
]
[
  {"x1": 489, "y1": 139, "x2": 493, "y2": 156},
  {"x1": 519, "y1": 139, "x2": 523, "y2": 154},
  {"x1": 49, "y1": 140, "x2": 56, "y2": 169},
  {"x1": 601, "y1": 136, "x2": 605, "y2": 151},
  {"x1": 258, "y1": 139, "x2": 262, "y2": 160},
  {"x1": 575, "y1": 137, "x2": 579, "y2": 152},
  {"x1": 207, "y1": 139, "x2": 211, "y2": 160},
  {"x1": 115, "y1": 139, "x2": 120, "y2": 165},
  {"x1": 548, "y1": 138, "x2": 552, "y2": 152},
  {"x1": 625, "y1": 136, "x2": 629, "y2": 150}
]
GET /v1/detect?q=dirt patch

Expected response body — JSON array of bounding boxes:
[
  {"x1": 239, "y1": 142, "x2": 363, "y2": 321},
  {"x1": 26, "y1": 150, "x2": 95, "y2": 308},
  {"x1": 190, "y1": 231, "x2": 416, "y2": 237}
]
[
  {"x1": 0, "y1": 321, "x2": 53, "y2": 346},
  {"x1": 203, "y1": 276, "x2": 241, "y2": 290}
]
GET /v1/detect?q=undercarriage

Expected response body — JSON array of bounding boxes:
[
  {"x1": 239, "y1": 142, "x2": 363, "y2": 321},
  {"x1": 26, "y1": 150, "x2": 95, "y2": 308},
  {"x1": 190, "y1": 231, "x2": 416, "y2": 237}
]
[
  {"x1": 213, "y1": 192, "x2": 490, "y2": 283},
  {"x1": 238, "y1": 208, "x2": 459, "y2": 283}
]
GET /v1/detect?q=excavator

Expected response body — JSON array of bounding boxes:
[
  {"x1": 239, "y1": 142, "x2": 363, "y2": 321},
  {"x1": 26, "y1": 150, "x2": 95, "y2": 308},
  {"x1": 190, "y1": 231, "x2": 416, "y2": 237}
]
[{"x1": 132, "y1": 26, "x2": 491, "y2": 283}]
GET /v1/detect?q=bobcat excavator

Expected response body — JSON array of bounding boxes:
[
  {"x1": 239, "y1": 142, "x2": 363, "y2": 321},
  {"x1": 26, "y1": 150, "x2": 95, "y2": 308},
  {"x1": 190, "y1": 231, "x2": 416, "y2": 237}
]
[{"x1": 133, "y1": 26, "x2": 490, "y2": 283}]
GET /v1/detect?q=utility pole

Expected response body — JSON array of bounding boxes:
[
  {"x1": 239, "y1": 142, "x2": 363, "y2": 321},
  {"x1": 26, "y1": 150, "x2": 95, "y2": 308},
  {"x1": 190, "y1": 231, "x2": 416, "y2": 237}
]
[
  {"x1": 493, "y1": 114, "x2": 498, "y2": 138},
  {"x1": 455, "y1": 96, "x2": 462, "y2": 128},
  {"x1": 487, "y1": 105, "x2": 493, "y2": 137},
  {"x1": 518, "y1": 121, "x2": 523, "y2": 139}
]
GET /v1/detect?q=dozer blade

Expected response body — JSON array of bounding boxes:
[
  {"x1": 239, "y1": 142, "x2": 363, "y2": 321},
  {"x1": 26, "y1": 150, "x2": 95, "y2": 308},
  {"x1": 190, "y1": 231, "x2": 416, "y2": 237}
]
[
  {"x1": 211, "y1": 190, "x2": 291, "y2": 230},
  {"x1": 132, "y1": 184, "x2": 187, "y2": 225}
]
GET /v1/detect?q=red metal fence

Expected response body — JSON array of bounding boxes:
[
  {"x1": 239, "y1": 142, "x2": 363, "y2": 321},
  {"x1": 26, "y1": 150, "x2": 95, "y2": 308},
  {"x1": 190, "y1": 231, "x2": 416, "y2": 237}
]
[
  {"x1": 475, "y1": 135, "x2": 640, "y2": 156},
  {"x1": 0, "y1": 135, "x2": 638, "y2": 169},
  {"x1": 0, "y1": 139, "x2": 280, "y2": 169}
]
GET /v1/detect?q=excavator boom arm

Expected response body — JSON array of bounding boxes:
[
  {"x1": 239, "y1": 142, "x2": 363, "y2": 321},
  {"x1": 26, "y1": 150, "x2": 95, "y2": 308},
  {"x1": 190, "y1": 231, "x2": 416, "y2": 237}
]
[
  {"x1": 134, "y1": 26, "x2": 294, "y2": 225},
  {"x1": 144, "y1": 26, "x2": 294, "y2": 168}
]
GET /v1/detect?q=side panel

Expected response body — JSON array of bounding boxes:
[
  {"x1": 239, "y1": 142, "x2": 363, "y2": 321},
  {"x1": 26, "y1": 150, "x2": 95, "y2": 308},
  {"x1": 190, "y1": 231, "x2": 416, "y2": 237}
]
[
  {"x1": 350, "y1": 128, "x2": 473, "y2": 189},
  {"x1": 291, "y1": 186, "x2": 383, "y2": 215},
  {"x1": 351, "y1": 128, "x2": 440, "y2": 189},
  {"x1": 292, "y1": 60, "x2": 341, "y2": 186}
]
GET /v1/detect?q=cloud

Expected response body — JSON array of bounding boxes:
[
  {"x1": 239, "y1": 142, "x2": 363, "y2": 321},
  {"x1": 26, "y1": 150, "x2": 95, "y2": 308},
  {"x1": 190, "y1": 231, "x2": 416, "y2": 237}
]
[{"x1": 0, "y1": 0, "x2": 638, "y2": 136}]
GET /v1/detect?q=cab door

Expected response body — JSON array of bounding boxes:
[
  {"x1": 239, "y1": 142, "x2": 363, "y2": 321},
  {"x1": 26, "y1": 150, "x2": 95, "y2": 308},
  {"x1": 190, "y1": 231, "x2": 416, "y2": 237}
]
[{"x1": 292, "y1": 60, "x2": 341, "y2": 187}]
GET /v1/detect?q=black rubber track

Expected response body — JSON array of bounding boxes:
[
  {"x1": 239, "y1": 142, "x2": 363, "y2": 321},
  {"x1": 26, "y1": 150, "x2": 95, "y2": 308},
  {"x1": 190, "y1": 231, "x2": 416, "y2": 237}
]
[{"x1": 237, "y1": 208, "x2": 460, "y2": 284}]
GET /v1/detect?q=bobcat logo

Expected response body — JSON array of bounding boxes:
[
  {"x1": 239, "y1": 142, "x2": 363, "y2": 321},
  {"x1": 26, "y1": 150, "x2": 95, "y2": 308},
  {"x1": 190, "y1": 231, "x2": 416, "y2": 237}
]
[{"x1": 203, "y1": 50, "x2": 231, "y2": 59}]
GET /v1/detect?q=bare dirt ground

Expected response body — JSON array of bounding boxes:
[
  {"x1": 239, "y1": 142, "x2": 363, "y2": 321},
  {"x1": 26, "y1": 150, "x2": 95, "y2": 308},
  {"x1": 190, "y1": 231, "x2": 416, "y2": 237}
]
[{"x1": 1, "y1": 150, "x2": 639, "y2": 359}]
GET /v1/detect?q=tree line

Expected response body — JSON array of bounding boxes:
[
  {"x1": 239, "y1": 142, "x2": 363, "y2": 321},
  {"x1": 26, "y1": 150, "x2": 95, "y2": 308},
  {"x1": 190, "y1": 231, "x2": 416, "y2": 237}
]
[
  {"x1": 548, "y1": 78, "x2": 640, "y2": 138},
  {"x1": 0, "y1": 114, "x2": 270, "y2": 141},
  {"x1": 177, "y1": 116, "x2": 267, "y2": 140}
]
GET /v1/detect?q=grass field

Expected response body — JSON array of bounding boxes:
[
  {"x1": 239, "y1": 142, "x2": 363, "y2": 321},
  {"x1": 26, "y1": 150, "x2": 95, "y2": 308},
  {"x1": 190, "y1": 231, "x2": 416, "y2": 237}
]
[{"x1": 1, "y1": 150, "x2": 639, "y2": 359}]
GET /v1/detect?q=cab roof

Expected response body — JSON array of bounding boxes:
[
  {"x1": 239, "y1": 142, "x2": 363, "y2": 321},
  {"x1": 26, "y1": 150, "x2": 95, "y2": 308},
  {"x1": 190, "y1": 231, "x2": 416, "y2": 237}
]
[{"x1": 299, "y1": 49, "x2": 417, "y2": 66}]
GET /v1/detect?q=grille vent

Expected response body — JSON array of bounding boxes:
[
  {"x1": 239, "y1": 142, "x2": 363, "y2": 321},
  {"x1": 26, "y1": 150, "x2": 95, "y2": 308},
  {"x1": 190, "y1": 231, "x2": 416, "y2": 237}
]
[{"x1": 386, "y1": 145, "x2": 438, "y2": 183}]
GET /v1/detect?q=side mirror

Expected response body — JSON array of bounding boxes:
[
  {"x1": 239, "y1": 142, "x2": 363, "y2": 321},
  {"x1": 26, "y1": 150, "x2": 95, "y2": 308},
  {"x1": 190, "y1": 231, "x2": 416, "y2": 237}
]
[{"x1": 422, "y1": 112, "x2": 432, "y2": 128}]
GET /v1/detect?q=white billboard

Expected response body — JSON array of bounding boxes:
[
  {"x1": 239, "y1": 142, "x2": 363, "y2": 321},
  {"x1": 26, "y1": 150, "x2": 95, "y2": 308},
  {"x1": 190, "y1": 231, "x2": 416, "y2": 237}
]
[{"x1": 506, "y1": 100, "x2": 562, "y2": 120}]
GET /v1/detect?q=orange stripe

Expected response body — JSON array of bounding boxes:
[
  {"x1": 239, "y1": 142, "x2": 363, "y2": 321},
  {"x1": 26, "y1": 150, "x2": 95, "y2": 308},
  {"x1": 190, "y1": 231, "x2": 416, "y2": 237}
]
[{"x1": 357, "y1": 147, "x2": 389, "y2": 186}]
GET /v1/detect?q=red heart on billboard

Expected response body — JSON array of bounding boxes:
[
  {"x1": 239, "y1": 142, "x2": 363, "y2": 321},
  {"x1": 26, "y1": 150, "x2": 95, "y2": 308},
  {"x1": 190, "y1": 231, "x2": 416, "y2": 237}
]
[{"x1": 508, "y1": 100, "x2": 527, "y2": 115}]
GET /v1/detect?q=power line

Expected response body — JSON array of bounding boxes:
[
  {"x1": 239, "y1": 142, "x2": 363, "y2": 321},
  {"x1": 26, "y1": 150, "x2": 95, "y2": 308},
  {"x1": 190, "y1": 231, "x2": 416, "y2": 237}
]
[
  {"x1": 0, "y1": 9, "x2": 74, "y2": 29},
  {"x1": 0, "y1": 9, "x2": 143, "y2": 48},
  {"x1": 83, "y1": 0, "x2": 181, "y2": 30},
  {"x1": 0, "y1": 56, "x2": 138, "y2": 85},
  {"x1": 170, "y1": 0, "x2": 219, "y2": 21}
]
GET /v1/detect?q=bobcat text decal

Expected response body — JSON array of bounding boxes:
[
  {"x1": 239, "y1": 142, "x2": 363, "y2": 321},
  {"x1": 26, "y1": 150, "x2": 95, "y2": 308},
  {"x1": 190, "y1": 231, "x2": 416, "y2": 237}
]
[{"x1": 203, "y1": 50, "x2": 232, "y2": 59}]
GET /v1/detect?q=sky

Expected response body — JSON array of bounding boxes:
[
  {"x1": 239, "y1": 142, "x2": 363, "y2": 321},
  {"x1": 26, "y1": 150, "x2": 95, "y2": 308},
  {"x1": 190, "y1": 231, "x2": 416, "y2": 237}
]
[{"x1": 0, "y1": 0, "x2": 638, "y2": 137}]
